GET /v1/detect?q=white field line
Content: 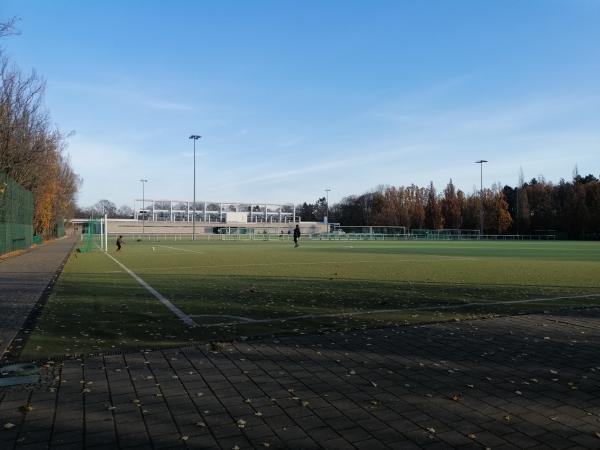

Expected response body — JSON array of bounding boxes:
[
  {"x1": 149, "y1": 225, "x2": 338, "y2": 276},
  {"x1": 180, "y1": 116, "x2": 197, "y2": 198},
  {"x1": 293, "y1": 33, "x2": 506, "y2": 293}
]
[
  {"x1": 104, "y1": 252, "x2": 198, "y2": 327},
  {"x1": 188, "y1": 314, "x2": 255, "y2": 322},
  {"x1": 130, "y1": 256, "x2": 476, "y2": 272},
  {"x1": 191, "y1": 293, "x2": 600, "y2": 328},
  {"x1": 415, "y1": 293, "x2": 599, "y2": 310},
  {"x1": 157, "y1": 245, "x2": 205, "y2": 254}
]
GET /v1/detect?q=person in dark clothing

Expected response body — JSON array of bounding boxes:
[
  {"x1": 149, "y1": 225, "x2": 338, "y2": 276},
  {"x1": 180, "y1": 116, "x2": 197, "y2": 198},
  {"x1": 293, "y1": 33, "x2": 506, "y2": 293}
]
[
  {"x1": 293, "y1": 225, "x2": 301, "y2": 248},
  {"x1": 116, "y1": 235, "x2": 124, "y2": 251}
]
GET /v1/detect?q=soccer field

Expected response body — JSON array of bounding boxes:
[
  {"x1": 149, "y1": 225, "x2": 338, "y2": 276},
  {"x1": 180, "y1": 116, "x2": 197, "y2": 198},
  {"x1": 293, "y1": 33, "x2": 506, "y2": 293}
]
[{"x1": 20, "y1": 239, "x2": 600, "y2": 359}]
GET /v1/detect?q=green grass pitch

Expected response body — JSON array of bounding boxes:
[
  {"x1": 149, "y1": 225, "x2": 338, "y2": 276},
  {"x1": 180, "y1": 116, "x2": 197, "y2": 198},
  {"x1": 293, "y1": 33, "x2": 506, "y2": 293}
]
[{"x1": 20, "y1": 239, "x2": 600, "y2": 359}]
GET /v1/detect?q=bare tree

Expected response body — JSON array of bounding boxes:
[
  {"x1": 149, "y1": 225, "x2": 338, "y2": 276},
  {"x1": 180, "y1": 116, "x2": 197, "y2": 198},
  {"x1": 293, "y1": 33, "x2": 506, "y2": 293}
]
[
  {"x1": 0, "y1": 17, "x2": 20, "y2": 39},
  {"x1": 0, "y1": 29, "x2": 79, "y2": 236},
  {"x1": 116, "y1": 205, "x2": 133, "y2": 218}
]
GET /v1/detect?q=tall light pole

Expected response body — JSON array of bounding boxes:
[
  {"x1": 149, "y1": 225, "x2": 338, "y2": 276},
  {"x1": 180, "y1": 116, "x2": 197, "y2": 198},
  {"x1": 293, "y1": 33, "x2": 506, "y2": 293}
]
[
  {"x1": 140, "y1": 179, "x2": 147, "y2": 236},
  {"x1": 324, "y1": 188, "x2": 331, "y2": 226},
  {"x1": 189, "y1": 135, "x2": 201, "y2": 240},
  {"x1": 475, "y1": 160, "x2": 488, "y2": 236}
]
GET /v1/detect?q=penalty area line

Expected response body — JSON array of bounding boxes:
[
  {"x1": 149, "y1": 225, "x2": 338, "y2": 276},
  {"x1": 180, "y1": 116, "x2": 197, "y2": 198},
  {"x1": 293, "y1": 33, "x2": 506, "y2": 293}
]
[
  {"x1": 104, "y1": 252, "x2": 198, "y2": 327},
  {"x1": 191, "y1": 293, "x2": 600, "y2": 328},
  {"x1": 157, "y1": 245, "x2": 205, "y2": 254}
]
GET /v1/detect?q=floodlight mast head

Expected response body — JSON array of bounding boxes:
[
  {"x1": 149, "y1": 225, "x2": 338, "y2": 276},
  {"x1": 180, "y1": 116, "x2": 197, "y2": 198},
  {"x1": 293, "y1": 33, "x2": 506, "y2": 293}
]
[{"x1": 189, "y1": 135, "x2": 201, "y2": 240}]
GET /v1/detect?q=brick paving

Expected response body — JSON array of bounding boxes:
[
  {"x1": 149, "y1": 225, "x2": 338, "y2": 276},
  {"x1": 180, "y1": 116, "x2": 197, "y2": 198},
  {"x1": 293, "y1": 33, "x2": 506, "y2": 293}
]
[
  {"x1": 1, "y1": 309, "x2": 599, "y2": 449},
  {"x1": 0, "y1": 237, "x2": 76, "y2": 360}
]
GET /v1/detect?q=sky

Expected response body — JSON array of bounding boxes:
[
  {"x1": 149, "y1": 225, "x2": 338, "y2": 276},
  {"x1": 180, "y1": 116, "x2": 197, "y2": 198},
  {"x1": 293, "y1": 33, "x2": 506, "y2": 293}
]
[{"x1": 2, "y1": 0, "x2": 600, "y2": 209}]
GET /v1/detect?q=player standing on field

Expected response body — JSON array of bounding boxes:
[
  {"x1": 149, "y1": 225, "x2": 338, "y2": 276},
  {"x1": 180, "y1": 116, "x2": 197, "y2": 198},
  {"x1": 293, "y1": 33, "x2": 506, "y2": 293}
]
[
  {"x1": 116, "y1": 235, "x2": 124, "y2": 251},
  {"x1": 293, "y1": 225, "x2": 301, "y2": 248}
]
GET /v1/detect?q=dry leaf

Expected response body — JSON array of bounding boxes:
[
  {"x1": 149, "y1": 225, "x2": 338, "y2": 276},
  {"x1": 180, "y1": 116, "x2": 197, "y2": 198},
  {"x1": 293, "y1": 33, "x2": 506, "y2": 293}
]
[{"x1": 19, "y1": 404, "x2": 33, "y2": 413}]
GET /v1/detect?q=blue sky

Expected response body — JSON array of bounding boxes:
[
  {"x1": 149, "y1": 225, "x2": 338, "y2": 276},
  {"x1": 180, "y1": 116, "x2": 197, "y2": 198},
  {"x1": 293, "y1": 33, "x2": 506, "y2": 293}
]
[{"x1": 2, "y1": 0, "x2": 600, "y2": 208}]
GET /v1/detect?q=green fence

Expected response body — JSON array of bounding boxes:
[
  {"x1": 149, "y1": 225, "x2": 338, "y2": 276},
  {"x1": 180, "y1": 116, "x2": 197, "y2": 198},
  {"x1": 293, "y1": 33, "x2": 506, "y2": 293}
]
[
  {"x1": 0, "y1": 172, "x2": 34, "y2": 255},
  {"x1": 53, "y1": 217, "x2": 65, "y2": 238}
]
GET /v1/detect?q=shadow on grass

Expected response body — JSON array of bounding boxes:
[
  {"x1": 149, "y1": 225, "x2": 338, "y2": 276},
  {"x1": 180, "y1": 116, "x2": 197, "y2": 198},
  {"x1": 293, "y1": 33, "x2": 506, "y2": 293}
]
[{"x1": 18, "y1": 272, "x2": 600, "y2": 360}]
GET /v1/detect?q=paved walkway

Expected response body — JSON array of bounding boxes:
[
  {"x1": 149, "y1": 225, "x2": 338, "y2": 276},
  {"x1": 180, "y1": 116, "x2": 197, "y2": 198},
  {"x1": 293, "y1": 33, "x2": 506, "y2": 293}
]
[
  {"x1": 0, "y1": 237, "x2": 76, "y2": 359},
  {"x1": 1, "y1": 309, "x2": 599, "y2": 449}
]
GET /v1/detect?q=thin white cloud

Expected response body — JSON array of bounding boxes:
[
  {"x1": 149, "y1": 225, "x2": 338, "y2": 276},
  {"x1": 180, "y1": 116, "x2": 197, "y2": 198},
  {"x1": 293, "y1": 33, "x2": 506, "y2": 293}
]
[
  {"x1": 370, "y1": 92, "x2": 600, "y2": 138},
  {"x1": 277, "y1": 136, "x2": 305, "y2": 148},
  {"x1": 144, "y1": 100, "x2": 194, "y2": 111},
  {"x1": 55, "y1": 80, "x2": 194, "y2": 113},
  {"x1": 212, "y1": 146, "x2": 419, "y2": 191}
]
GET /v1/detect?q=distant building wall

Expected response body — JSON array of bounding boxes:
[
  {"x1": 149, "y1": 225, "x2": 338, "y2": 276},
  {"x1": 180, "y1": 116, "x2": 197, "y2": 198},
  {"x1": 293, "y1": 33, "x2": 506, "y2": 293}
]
[
  {"x1": 224, "y1": 212, "x2": 248, "y2": 223},
  {"x1": 105, "y1": 220, "x2": 326, "y2": 235}
]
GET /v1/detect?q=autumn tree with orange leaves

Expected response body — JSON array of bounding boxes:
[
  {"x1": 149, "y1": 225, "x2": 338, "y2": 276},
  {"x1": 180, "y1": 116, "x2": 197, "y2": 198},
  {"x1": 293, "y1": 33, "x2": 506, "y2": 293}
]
[{"x1": 1, "y1": 18, "x2": 79, "y2": 237}]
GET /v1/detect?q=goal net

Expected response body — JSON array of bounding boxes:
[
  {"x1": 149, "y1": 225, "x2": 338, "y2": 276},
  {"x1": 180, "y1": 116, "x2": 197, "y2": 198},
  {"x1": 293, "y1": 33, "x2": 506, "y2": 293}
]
[{"x1": 79, "y1": 220, "x2": 102, "y2": 253}]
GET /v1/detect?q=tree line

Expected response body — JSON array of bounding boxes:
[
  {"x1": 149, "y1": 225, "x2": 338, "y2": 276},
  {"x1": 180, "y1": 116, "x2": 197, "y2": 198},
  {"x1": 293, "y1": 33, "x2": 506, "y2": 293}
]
[
  {"x1": 75, "y1": 200, "x2": 133, "y2": 219},
  {"x1": 0, "y1": 18, "x2": 79, "y2": 237},
  {"x1": 298, "y1": 171, "x2": 600, "y2": 239},
  {"x1": 82, "y1": 171, "x2": 599, "y2": 239}
]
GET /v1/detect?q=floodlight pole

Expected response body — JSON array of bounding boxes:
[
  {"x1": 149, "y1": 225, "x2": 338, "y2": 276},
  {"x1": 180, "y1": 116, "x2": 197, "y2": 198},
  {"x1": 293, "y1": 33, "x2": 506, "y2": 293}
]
[
  {"x1": 189, "y1": 135, "x2": 202, "y2": 240},
  {"x1": 140, "y1": 179, "x2": 147, "y2": 236},
  {"x1": 325, "y1": 188, "x2": 331, "y2": 228},
  {"x1": 475, "y1": 160, "x2": 488, "y2": 237}
]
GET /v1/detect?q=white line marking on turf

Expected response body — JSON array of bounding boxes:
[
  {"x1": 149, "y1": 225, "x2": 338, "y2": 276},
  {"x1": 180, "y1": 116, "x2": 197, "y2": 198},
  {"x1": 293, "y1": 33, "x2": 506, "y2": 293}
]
[
  {"x1": 157, "y1": 245, "x2": 205, "y2": 254},
  {"x1": 189, "y1": 314, "x2": 255, "y2": 322},
  {"x1": 190, "y1": 293, "x2": 600, "y2": 328},
  {"x1": 104, "y1": 252, "x2": 198, "y2": 327},
  {"x1": 132, "y1": 257, "x2": 475, "y2": 272},
  {"x1": 426, "y1": 293, "x2": 600, "y2": 310}
]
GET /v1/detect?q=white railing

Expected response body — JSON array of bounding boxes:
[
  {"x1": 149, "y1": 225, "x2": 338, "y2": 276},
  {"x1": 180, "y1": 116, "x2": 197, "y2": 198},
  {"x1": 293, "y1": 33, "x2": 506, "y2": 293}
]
[{"x1": 106, "y1": 232, "x2": 557, "y2": 242}]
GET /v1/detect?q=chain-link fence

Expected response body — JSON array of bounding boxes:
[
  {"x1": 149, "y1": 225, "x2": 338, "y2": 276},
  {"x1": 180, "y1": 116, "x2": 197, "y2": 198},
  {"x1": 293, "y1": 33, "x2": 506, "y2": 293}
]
[{"x1": 0, "y1": 172, "x2": 34, "y2": 255}]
